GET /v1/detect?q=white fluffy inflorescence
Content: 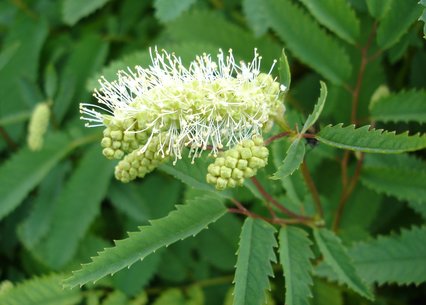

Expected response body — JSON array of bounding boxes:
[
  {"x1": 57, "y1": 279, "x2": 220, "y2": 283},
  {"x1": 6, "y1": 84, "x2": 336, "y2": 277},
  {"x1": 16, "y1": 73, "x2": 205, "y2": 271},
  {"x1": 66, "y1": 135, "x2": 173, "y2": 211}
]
[{"x1": 81, "y1": 48, "x2": 285, "y2": 163}]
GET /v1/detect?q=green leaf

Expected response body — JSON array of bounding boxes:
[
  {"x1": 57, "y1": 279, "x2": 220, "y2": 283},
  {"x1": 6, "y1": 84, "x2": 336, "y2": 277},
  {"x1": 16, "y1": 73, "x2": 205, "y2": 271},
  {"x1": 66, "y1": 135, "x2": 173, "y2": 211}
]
[
  {"x1": 154, "y1": 0, "x2": 197, "y2": 22},
  {"x1": 101, "y1": 290, "x2": 128, "y2": 305},
  {"x1": 311, "y1": 278, "x2": 343, "y2": 305},
  {"x1": 365, "y1": 0, "x2": 392, "y2": 19},
  {"x1": 420, "y1": 0, "x2": 426, "y2": 39},
  {"x1": 265, "y1": 0, "x2": 351, "y2": 84},
  {"x1": 377, "y1": 0, "x2": 423, "y2": 50},
  {"x1": 34, "y1": 145, "x2": 113, "y2": 269},
  {"x1": 0, "y1": 134, "x2": 71, "y2": 221},
  {"x1": 279, "y1": 49, "x2": 291, "y2": 90},
  {"x1": 233, "y1": 218, "x2": 277, "y2": 305},
  {"x1": 62, "y1": 0, "x2": 111, "y2": 25},
  {"x1": 0, "y1": 274, "x2": 81, "y2": 305},
  {"x1": 0, "y1": 42, "x2": 20, "y2": 71},
  {"x1": 313, "y1": 228, "x2": 373, "y2": 300},
  {"x1": 360, "y1": 154, "x2": 426, "y2": 204},
  {"x1": 63, "y1": 194, "x2": 226, "y2": 288},
  {"x1": 271, "y1": 137, "x2": 306, "y2": 180},
  {"x1": 279, "y1": 226, "x2": 314, "y2": 305},
  {"x1": 316, "y1": 124, "x2": 426, "y2": 153},
  {"x1": 299, "y1": 0, "x2": 360, "y2": 44},
  {"x1": 43, "y1": 63, "x2": 58, "y2": 99},
  {"x1": 370, "y1": 90, "x2": 426, "y2": 123},
  {"x1": 350, "y1": 226, "x2": 426, "y2": 286},
  {"x1": 301, "y1": 81, "x2": 328, "y2": 133},
  {"x1": 242, "y1": 0, "x2": 270, "y2": 36}
]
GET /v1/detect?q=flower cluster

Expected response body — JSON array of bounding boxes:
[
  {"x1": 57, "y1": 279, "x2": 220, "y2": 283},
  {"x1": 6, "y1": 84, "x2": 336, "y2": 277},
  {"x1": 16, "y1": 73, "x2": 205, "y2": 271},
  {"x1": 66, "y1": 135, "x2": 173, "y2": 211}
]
[{"x1": 80, "y1": 48, "x2": 285, "y2": 183}]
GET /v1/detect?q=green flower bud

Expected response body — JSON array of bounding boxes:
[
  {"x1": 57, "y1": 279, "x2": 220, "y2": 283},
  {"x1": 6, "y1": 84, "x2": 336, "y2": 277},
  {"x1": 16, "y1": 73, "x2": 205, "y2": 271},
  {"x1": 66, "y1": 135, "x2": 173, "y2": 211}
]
[{"x1": 27, "y1": 102, "x2": 50, "y2": 151}]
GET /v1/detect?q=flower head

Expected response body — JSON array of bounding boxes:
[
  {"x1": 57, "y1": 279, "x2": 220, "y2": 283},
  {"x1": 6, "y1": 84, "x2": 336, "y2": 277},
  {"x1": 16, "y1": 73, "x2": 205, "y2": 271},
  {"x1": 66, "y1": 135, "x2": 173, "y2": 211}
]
[{"x1": 80, "y1": 48, "x2": 285, "y2": 162}]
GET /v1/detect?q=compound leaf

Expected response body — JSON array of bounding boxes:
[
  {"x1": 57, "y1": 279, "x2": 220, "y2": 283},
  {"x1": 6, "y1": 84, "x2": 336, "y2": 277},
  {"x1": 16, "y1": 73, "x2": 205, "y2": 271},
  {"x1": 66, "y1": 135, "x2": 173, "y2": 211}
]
[
  {"x1": 279, "y1": 226, "x2": 314, "y2": 305},
  {"x1": 314, "y1": 228, "x2": 373, "y2": 300},
  {"x1": 233, "y1": 218, "x2": 277, "y2": 305},
  {"x1": 316, "y1": 124, "x2": 426, "y2": 153},
  {"x1": 299, "y1": 0, "x2": 360, "y2": 44},
  {"x1": 63, "y1": 195, "x2": 226, "y2": 288},
  {"x1": 265, "y1": 0, "x2": 351, "y2": 84},
  {"x1": 369, "y1": 90, "x2": 426, "y2": 123}
]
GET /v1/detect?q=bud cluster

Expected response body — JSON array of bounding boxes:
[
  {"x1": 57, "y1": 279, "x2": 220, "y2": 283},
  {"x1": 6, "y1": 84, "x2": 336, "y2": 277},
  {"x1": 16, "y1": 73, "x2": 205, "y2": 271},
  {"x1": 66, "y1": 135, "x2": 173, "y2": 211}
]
[{"x1": 206, "y1": 136, "x2": 269, "y2": 190}]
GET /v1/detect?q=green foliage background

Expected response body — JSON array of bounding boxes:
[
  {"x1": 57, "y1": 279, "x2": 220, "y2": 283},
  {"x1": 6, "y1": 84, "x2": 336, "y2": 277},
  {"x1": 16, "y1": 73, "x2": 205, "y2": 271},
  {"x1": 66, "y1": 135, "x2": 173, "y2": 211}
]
[{"x1": 0, "y1": 0, "x2": 425, "y2": 304}]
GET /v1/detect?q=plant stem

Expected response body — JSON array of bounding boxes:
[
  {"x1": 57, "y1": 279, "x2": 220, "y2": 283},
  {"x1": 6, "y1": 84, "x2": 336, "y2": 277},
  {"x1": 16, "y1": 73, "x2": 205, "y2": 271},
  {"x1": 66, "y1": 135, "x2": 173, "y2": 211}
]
[
  {"x1": 300, "y1": 162, "x2": 323, "y2": 217},
  {"x1": 264, "y1": 131, "x2": 292, "y2": 146}
]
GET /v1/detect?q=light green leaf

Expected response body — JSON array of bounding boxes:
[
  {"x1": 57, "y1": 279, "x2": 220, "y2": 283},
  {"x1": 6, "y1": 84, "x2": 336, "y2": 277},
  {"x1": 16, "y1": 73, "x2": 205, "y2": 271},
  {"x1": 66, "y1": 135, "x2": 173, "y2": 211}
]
[
  {"x1": 62, "y1": 0, "x2": 111, "y2": 25},
  {"x1": 351, "y1": 226, "x2": 426, "y2": 286},
  {"x1": 301, "y1": 81, "x2": 328, "y2": 133},
  {"x1": 63, "y1": 194, "x2": 226, "y2": 288},
  {"x1": 279, "y1": 49, "x2": 291, "y2": 90},
  {"x1": 370, "y1": 90, "x2": 426, "y2": 123},
  {"x1": 271, "y1": 137, "x2": 306, "y2": 180},
  {"x1": 265, "y1": 0, "x2": 351, "y2": 84},
  {"x1": 361, "y1": 154, "x2": 426, "y2": 204},
  {"x1": 233, "y1": 218, "x2": 277, "y2": 305},
  {"x1": 0, "y1": 274, "x2": 81, "y2": 305},
  {"x1": 316, "y1": 124, "x2": 426, "y2": 153},
  {"x1": 299, "y1": 0, "x2": 360, "y2": 44},
  {"x1": 311, "y1": 279, "x2": 343, "y2": 305},
  {"x1": 365, "y1": 0, "x2": 392, "y2": 19},
  {"x1": 34, "y1": 145, "x2": 113, "y2": 269},
  {"x1": 313, "y1": 228, "x2": 373, "y2": 300},
  {"x1": 153, "y1": 289, "x2": 186, "y2": 305},
  {"x1": 242, "y1": 0, "x2": 270, "y2": 36},
  {"x1": 154, "y1": 0, "x2": 197, "y2": 22},
  {"x1": 101, "y1": 290, "x2": 128, "y2": 305},
  {"x1": 279, "y1": 226, "x2": 314, "y2": 305},
  {"x1": 0, "y1": 134, "x2": 71, "y2": 221},
  {"x1": 377, "y1": 0, "x2": 423, "y2": 50}
]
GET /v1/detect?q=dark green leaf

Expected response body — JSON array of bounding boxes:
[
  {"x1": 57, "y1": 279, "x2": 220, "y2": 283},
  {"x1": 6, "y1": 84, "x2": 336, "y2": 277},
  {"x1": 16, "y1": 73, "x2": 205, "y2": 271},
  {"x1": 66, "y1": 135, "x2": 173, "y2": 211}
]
[
  {"x1": 279, "y1": 226, "x2": 314, "y2": 305},
  {"x1": 365, "y1": 0, "x2": 392, "y2": 19},
  {"x1": 299, "y1": 0, "x2": 360, "y2": 44},
  {"x1": 316, "y1": 124, "x2": 426, "y2": 153},
  {"x1": 242, "y1": 0, "x2": 270, "y2": 36},
  {"x1": 271, "y1": 137, "x2": 306, "y2": 180},
  {"x1": 301, "y1": 81, "x2": 328, "y2": 133},
  {"x1": 233, "y1": 218, "x2": 277, "y2": 305},
  {"x1": 313, "y1": 228, "x2": 373, "y2": 299},
  {"x1": 63, "y1": 195, "x2": 226, "y2": 288},
  {"x1": 154, "y1": 0, "x2": 197, "y2": 22},
  {"x1": 62, "y1": 0, "x2": 111, "y2": 25},
  {"x1": 265, "y1": 0, "x2": 351, "y2": 84}
]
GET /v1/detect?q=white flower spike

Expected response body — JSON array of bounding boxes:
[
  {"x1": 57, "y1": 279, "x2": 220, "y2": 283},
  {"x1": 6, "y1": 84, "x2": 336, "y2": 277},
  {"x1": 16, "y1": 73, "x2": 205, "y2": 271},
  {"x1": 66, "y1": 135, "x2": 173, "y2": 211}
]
[{"x1": 80, "y1": 48, "x2": 285, "y2": 163}]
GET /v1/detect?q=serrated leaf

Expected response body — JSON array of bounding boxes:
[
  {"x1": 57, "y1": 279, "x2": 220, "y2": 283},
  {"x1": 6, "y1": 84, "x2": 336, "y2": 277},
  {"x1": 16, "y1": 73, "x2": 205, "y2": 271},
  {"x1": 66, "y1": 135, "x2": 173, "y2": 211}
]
[
  {"x1": 279, "y1": 226, "x2": 314, "y2": 305},
  {"x1": 154, "y1": 0, "x2": 197, "y2": 22},
  {"x1": 370, "y1": 90, "x2": 426, "y2": 123},
  {"x1": 301, "y1": 81, "x2": 328, "y2": 133},
  {"x1": 242, "y1": 0, "x2": 270, "y2": 36},
  {"x1": 365, "y1": 0, "x2": 392, "y2": 19},
  {"x1": 0, "y1": 134, "x2": 71, "y2": 221},
  {"x1": 63, "y1": 195, "x2": 226, "y2": 288},
  {"x1": 233, "y1": 218, "x2": 277, "y2": 305},
  {"x1": 316, "y1": 124, "x2": 426, "y2": 153},
  {"x1": 313, "y1": 228, "x2": 373, "y2": 300},
  {"x1": 351, "y1": 226, "x2": 426, "y2": 286},
  {"x1": 377, "y1": 0, "x2": 423, "y2": 50},
  {"x1": 265, "y1": 0, "x2": 351, "y2": 84},
  {"x1": 62, "y1": 0, "x2": 111, "y2": 26},
  {"x1": 0, "y1": 274, "x2": 81, "y2": 305},
  {"x1": 360, "y1": 154, "x2": 426, "y2": 204},
  {"x1": 279, "y1": 48, "x2": 291, "y2": 90},
  {"x1": 299, "y1": 0, "x2": 360, "y2": 44},
  {"x1": 34, "y1": 145, "x2": 113, "y2": 269},
  {"x1": 271, "y1": 137, "x2": 306, "y2": 180}
]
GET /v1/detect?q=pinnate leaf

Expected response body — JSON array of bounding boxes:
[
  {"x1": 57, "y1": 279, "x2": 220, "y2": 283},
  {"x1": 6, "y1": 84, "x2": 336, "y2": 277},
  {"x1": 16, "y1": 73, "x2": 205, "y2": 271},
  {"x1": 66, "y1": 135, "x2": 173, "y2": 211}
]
[
  {"x1": 271, "y1": 137, "x2": 305, "y2": 180},
  {"x1": 63, "y1": 195, "x2": 226, "y2": 288},
  {"x1": 377, "y1": 0, "x2": 423, "y2": 50},
  {"x1": 314, "y1": 228, "x2": 373, "y2": 300},
  {"x1": 370, "y1": 90, "x2": 426, "y2": 123},
  {"x1": 351, "y1": 226, "x2": 426, "y2": 286},
  {"x1": 299, "y1": 0, "x2": 360, "y2": 44},
  {"x1": 62, "y1": 0, "x2": 111, "y2": 25},
  {"x1": 279, "y1": 226, "x2": 314, "y2": 305},
  {"x1": 265, "y1": 0, "x2": 351, "y2": 84},
  {"x1": 316, "y1": 124, "x2": 426, "y2": 153},
  {"x1": 154, "y1": 0, "x2": 197, "y2": 22},
  {"x1": 0, "y1": 274, "x2": 81, "y2": 305},
  {"x1": 233, "y1": 218, "x2": 277, "y2": 305},
  {"x1": 0, "y1": 133, "x2": 71, "y2": 221}
]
